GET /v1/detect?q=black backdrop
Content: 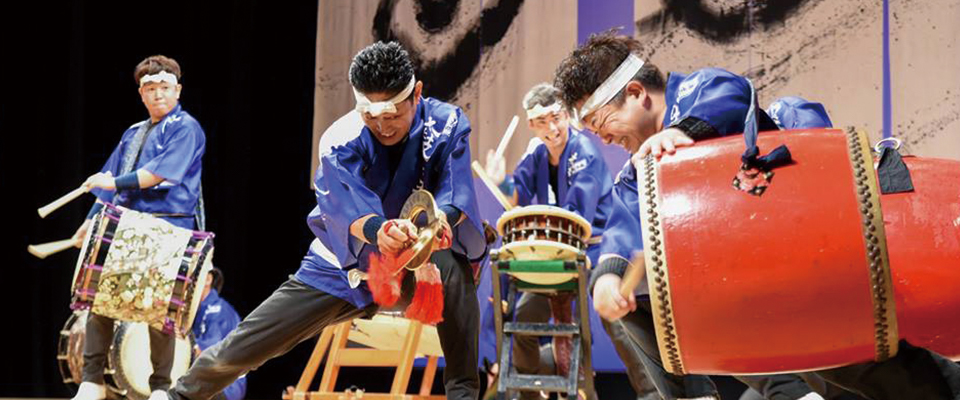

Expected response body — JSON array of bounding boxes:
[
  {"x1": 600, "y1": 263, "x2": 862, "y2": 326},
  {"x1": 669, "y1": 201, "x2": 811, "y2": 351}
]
[{"x1": 0, "y1": 1, "x2": 349, "y2": 398}]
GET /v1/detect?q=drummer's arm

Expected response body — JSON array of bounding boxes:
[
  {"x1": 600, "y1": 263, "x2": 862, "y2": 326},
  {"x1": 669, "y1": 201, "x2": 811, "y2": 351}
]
[{"x1": 83, "y1": 169, "x2": 166, "y2": 191}]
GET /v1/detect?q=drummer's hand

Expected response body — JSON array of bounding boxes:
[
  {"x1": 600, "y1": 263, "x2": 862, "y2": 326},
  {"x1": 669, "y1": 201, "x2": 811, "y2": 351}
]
[
  {"x1": 72, "y1": 219, "x2": 91, "y2": 248},
  {"x1": 636, "y1": 127, "x2": 693, "y2": 161},
  {"x1": 484, "y1": 149, "x2": 506, "y2": 185},
  {"x1": 82, "y1": 171, "x2": 115, "y2": 191},
  {"x1": 434, "y1": 214, "x2": 453, "y2": 250},
  {"x1": 593, "y1": 274, "x2": 636, "y2": 321},
  {"x1": 378, "y1": 219, "x2": 418, "y2": 254}
]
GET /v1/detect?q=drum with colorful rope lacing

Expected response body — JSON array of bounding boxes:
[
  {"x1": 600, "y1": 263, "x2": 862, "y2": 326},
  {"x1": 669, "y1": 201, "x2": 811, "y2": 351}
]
[{"x1": 71, "y1": 203, "x2": 213, "y2": 337}]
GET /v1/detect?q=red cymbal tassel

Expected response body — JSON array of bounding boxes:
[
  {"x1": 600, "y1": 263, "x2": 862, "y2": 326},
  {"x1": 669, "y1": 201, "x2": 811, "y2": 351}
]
[
  {"x1": 406, "y1": 262, "x2": 444, "y2": 325},
  {"x1": 367, "y1": 251, "x2": 408, "y2": 307}
]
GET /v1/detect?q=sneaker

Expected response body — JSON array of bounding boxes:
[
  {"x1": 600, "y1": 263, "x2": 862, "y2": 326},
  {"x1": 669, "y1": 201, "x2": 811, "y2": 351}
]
[
  {"x1": 149, "y1": 390, "x2": 169, "y2": 400},
  {"x1": 798, "y1": 393, "x2": 826, "y2": 400},
  {"x1": 72, "y1": 382, "x2": 106, "y2": 400}
]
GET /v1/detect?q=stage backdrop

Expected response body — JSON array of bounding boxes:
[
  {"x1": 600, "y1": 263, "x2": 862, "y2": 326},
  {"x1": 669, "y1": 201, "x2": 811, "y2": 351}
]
[
  {"x1": 631, "y1": 0, "x2": 960, "y2": 158},
  {"x1": 312, "y1": 0, "x2": 959, "y2": 373}
]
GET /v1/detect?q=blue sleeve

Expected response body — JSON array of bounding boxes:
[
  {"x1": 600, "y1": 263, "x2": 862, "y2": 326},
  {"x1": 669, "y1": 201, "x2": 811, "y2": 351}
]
[
  {"x1": 223, "y1": 376, "x2": 247, "y2": 400},
  {"x1": 432, "y1": 110, "x2": 487, "y2": 260},
  {"x1": 313, "y1": 142, "x2": 384, "y2": 267},
  {"x1": 141, "y1": 122, "x2": 205, "y2": 184},
  {"x1": 560, "y1": 152, "x2": 609, "y2": 226},
  {"x1": 767, "y1": 96, "x2": 834, "y2": 129},
  {"x1": 599, "y1": 163, "x2": 643, "y2": 260},
  {"x1": 673, "y1": 69, "x2": 753, "y2": 137},
  {"x1": 91, "y1": 142, "x2": 123, "y2": 202},
  {"x1": 512, "y1": 151, "x2": 538, "y2": 206}
]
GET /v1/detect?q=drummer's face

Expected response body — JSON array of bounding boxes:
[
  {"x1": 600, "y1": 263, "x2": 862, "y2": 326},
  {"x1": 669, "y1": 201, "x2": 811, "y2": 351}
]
[
  {"x1": 360, "y1": 82, "x2": 423, "y2": 147},
  {"x1": 139, "y1": 80, "x2": 181, "y2": 123},
  {"x1": 528, "y1": 110, "x2": 569, "y2": 151},
  {"x1": 579, "y1": 82, "x2": 658, "y2": 154}
]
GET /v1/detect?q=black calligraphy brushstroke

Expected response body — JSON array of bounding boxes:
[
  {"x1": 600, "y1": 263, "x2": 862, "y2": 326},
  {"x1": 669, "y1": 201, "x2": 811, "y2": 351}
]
[
  {"x1": 415, "y1": 0, "x2": 461, "y2": 33},
  {"x1": 373, "y1": 0, "x2": 525, "y2": 101},
  {"x1": 637, "y1": 0, "x2": 811, "y2": 44}
]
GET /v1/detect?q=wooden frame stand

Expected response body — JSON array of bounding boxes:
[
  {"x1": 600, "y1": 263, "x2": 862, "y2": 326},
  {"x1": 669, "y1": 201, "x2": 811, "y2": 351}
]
[{"x1": 286, "y1": 315, "x2": 446, "y2": 400}]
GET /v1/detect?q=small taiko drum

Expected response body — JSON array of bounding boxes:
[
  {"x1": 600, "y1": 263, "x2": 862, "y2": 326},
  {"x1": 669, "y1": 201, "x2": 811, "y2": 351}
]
[
  {"x1": 56, "y1": 310, "x2": 196, "y2": 399},
  {"x1": 637, "y1": 127, "x2": 960, "y2": 375},
  {"x1": 105, "y1": 320, "x2": 197, "y2": 400},
  {"x1": 496, "y1": 205, "x2": 592, "y2": 284},
  {"x1": 72, "y1": 203, "x2": 214, "y2": 337}
]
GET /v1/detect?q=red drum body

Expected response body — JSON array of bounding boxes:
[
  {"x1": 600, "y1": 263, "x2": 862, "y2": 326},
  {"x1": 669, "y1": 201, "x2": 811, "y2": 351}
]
[
  {"x1": 884, "y1": 157, "x2": 960, "y2": 359},
  {"x1": 638, "y1": 128, "x2": 960, "y2": 375}
]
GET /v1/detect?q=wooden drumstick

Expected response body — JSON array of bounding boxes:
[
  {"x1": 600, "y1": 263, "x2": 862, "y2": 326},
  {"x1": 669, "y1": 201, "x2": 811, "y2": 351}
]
[
  {"x1": 619, "y1": 252, "x2": 646, "y2": 299},
  {"x1": 27, "y1": 238, "x2": 77, "y2": 259},
  {"x1": 471, "y1": 161, "x2": 513, "y2": 211},
  {"x1": 494, "y1": 115, "x2": 520, "y2": 160},
  {"x1": 38, "y1": 186, "x2": 88, "y2": 218}
]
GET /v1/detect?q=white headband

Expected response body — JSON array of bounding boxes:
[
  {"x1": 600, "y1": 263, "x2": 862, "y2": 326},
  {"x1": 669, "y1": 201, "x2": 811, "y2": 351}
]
[
  {"x1": 139, "y1": 71, "x2": 178, "y2": 87},
  {"x1": 525, "y1": 102, "x2": 562, "y2": 120},
  {"x1": 570, "y1": 54, "x2": 645, "y2": 130},
  {"x1": 354, "y1": 75, "x2": 416, "y2": 117}
]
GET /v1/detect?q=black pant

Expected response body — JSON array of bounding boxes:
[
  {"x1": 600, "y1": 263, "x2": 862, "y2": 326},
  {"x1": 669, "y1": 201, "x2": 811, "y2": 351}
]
[
  {"x1": 621, "y1": 297, "x2": 960, "y2": 400},
  {"x1": 739, "y1": 373, "x2": 867, "y2": 400},
  {"x1": 169, "y1": 249, "x2": 480, "y2": 400},
  {"x1": 83, "y1": 313, "x2": 176, "y2": 391}
]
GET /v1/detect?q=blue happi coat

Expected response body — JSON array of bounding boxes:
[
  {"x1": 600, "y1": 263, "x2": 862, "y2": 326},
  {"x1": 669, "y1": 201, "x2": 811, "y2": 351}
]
[
  {"x1": 91, "y1": 104, "x2": 205, "y2": 229},
  {"x1": 511, "y1": 128, "x2": 614, "y2": 261},
  {"x1": 296, "y1": 98, "x2": 487, "y2": 308},
  {"x1": 191, "y1": 289, "x2": 246, "y2": 400},
  {"x1": 767, "y1": 96, "x2": 833, "y2": 129}
]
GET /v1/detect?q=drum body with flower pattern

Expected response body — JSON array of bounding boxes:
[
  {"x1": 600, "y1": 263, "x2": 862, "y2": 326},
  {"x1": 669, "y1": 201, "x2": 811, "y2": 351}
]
[{"x1": 71, "y1": 203, "x2": 213, "y2": 337}]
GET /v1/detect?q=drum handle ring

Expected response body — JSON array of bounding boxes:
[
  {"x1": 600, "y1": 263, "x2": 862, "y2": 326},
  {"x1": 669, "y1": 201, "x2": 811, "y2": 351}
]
[{"x1": 873, "y1": 137, "x2": 902, "y2": 154}]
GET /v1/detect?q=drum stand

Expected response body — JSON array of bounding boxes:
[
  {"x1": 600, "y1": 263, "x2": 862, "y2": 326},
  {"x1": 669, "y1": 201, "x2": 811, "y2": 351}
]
[
  {"x1": 285, "y1": 314, "x2": 445, "y2": 400},
  {"x1": 490, "y1": 251, "x2": 594, "y2": 400}
]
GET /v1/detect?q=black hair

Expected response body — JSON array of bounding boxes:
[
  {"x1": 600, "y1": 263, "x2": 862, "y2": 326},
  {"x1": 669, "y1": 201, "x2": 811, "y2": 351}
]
[
  {"x1": 554, "y1": 29, "x2": 665, "y2": 109},
  {"x1": 208, "y1": 267, "x2": 224, "y2": 293},
  {"x1": 348, "y1": 41, "x2": 416, "y2": 96}
]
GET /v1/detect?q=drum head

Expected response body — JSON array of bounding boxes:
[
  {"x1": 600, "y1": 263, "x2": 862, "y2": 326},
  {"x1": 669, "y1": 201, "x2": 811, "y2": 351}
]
[
  {"x1": 496, "y1": 205, "x2": 592, "y2": 239},
  {"x1": 57, "y1": 310, "x2": 88, "y2": 387},
  {"x1": 107, "y1": 322, "x2": 195, "y2": 400}
]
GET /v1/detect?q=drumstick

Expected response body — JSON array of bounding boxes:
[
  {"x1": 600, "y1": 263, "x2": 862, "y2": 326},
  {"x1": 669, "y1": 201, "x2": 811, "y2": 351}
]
[
  {"x1": 27, "y1": 238, "x2": 77, "y2": 259},
  {"x1": 619, "y1": 252, "x2": 646, "y2": 299},
  {"x1": 493, "y1": 115, "x2": 520, "y2": 160},
  {"x1": 38, "y1": 186, "x2": 88, "y2": 218},
  {"x1": 471, "y1": 161, "x2": 513, "y2": 211}
]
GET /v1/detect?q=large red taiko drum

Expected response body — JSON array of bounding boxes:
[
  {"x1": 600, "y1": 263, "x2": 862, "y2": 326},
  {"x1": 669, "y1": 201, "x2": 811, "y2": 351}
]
[{"x1": 636, "y1": 127, "x2": 959, "y2": 375}]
